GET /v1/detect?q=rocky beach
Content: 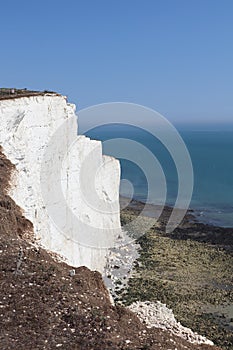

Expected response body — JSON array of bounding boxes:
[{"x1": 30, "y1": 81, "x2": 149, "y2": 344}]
[{"x1": 117, "y1": 197, "x2": 233, "y2": 349}]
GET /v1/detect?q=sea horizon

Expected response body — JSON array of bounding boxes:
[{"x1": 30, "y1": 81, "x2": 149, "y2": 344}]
[{"x1": 83, "y1": 122, "x2": 233, "y2": 228}]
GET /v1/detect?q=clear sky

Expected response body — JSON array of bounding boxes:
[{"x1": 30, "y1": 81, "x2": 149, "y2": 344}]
[{"x1": 1, "y1": 0, "x2": 233, "y2": 124}]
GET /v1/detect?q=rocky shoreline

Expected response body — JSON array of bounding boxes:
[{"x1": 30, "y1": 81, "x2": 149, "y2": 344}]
[
  {"x1": 120, "y1": 196, "x2": 233, "y2": 251},
  {"x1": 117, "y1": 197, "x2": 233, "y2": 349}
]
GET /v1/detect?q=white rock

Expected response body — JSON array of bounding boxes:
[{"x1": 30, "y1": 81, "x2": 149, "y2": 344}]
[
  {"x1": 128, "y1": 301, "x2": 214, "y2": 346},
  {"x1": 0, "y1": 94, "x2": 121, "y2": 272}
]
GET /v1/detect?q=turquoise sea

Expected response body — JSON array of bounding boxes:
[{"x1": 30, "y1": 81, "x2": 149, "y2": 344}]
[{"x1": 84, "y1": 123, "x2": 233, "y2": 228}]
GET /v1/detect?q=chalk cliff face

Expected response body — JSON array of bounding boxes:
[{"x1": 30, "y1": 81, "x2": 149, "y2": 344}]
[{"x1": 0, "y1": 93, "x2": 121, "y2": 272}]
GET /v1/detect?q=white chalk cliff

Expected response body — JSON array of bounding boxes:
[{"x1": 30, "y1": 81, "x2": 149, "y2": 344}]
[{"x1": 0, "y1": 93, "x2": 121, "y2": 272}]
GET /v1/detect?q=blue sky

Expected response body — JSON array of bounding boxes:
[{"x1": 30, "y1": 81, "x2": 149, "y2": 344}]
[{"x1": 1, "y1": 0, "x2": 233, "y2": 124}]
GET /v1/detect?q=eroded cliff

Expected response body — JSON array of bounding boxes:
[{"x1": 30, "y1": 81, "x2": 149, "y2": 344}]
[{"x1": 0, "y1": 93, "x2": 121, "y2": 272}]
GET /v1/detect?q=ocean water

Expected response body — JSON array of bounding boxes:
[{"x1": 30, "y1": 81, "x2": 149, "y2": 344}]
[{"x1": 84, "y1": 124, "x2": 233, "y2": 228}]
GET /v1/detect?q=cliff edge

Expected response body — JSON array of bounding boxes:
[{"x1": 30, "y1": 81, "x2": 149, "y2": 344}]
[{"x1": 0, "y1": 92, "x2": 121, "y2": 272}]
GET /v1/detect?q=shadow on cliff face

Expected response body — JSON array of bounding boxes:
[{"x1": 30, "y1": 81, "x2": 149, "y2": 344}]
[{"x1": 0, "y1": 149, "x2": 221, "y2": 350}]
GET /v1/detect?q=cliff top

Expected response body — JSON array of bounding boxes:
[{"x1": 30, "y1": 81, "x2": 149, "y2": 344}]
[{"x1": 0, "y1": 87, "x2": 59, "y2": 100}]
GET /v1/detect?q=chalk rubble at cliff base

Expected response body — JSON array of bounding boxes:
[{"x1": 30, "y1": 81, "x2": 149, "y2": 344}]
[{"x1": 128, "y1": 301, "x2": 214, "y2": 346}]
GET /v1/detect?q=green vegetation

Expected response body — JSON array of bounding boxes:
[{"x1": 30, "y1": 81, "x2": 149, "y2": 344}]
[
  {"x1": 0, "y1": 88, "x2": 56, "y2": 99},
  {"x1": 119, "y1": 209, "x2": 233, "y2": 349}
]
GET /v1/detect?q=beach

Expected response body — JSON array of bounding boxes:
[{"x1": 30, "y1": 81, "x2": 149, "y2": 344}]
[{"x1": 118, "y1": 197, "x2": 233, "y2": 349}]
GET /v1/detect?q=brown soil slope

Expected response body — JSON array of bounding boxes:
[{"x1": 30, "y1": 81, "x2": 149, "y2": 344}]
[{"x1": 0, "y1": 149, "x2": 220, "y2": 350}]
